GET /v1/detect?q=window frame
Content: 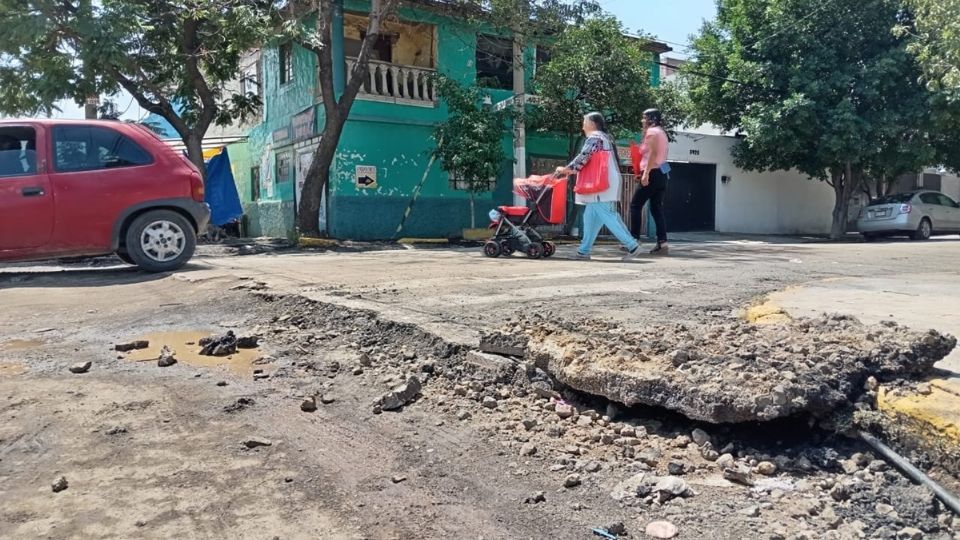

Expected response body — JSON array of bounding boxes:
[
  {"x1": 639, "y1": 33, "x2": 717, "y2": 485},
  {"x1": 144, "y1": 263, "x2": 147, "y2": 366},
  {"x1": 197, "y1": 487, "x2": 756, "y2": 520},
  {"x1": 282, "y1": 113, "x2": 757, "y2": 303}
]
[
  {"x1": 0, "y1": 126, "x2": 38, "y2": 179},
  {"x1": 52, "y1": 125, "x2": 154, "y2": 174},
  {"x1": 475, "y1": 34, "x2": 514, "y2": 91},
  {"x1": 276, "y1": 152, "x2": 292, "y2": 183},
  {"x1": 279, "y1": 43, "x2": 294, "y2": 86}
]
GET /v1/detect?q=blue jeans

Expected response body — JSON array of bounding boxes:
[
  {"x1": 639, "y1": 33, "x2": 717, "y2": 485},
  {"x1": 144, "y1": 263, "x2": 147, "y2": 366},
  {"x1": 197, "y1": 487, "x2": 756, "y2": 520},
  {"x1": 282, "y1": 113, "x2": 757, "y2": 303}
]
[{"x1": 578, "y1": 202, "x2": 639, "y2": 255}]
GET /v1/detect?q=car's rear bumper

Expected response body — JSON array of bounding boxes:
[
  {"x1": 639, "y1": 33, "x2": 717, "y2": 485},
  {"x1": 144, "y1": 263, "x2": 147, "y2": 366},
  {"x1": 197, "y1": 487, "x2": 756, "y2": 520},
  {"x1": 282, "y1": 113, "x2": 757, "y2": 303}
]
[
  {"x1": 184, "y1": 200, "x2": 211, "y2": 232},
  {"x1": 856, "y1": 213, "x2": 918, "y2": 233}
]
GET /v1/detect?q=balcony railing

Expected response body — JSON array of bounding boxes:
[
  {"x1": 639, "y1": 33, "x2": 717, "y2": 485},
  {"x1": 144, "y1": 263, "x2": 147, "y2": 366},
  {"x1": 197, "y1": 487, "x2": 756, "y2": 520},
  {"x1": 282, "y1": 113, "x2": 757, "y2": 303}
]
[{"x1": 346, "y1": 58, "x2": 437, "y2": 106}]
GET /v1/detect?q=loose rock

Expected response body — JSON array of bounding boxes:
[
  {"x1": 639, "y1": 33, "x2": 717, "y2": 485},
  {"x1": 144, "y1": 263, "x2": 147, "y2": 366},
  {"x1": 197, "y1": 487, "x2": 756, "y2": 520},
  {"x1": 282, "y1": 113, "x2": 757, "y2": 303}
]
[
  {"x1": 115, "y1": 340, "x2": 149, "y2": 352},
  {"x1": 555, "y1": 403, "x2": 574, "y2": 419},
  {"x1": 723, "y1": 465, "x2": 754, "y2": 486},
  {"x1": 51, "y1": 476, "x2": 68, "y2": 493},
  {"x1": 645, "y1": 520, "x2": 678, "y2": 539},
  {"x1": 391, "y1": 475, "x2": 407, "y2": 484},
  {"x1": 896, "y1": 528, "x2": 923, "y2": 540},
  {"x1": 69, "y1": 361, "x2": 92, "y2": 374},
  {"x1": 524, "y1": 491, "x2": 546, "y2": 504},
  {"x1": 300, "y1": 397, "x2": 318, "y2": 412},
  {"x1": 157, "y1": 346, "x2": 177, "y2": 367},
  {"x1": 519, "y1": 443, "x2": 537, "y2": 457},
  {"x1": 379, "y1": 376, "x2": 422, "y2": 411},
  {"x1": 482, "y1": 396, "x2": 498, "y2": 409},
  {"x1": 756, "y1": 461, "x2": 777, "y2": 476},
  {"x1": 243, "y1": 437, "x2": 273, "y2": 449},
  {"x1": 563, "y1": 473, "x2": 581, "y2": 488},
  {"x1": 691, "y1": 428, "x2": 710, "y2": 446}
]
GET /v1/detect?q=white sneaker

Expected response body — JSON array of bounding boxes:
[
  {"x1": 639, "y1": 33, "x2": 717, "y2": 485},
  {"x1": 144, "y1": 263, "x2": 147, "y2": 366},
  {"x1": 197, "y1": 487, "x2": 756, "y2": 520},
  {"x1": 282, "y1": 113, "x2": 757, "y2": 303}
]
[{"x1": 621, "y1": 245, "x2": 643, "y2": 261}]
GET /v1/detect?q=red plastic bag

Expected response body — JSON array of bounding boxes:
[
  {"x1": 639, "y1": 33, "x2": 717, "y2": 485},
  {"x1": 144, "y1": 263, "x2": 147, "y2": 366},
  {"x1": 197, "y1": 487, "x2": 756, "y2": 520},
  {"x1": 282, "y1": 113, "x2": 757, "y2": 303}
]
[
  {"x1": 574, "y1": 150, "x2": 610, "y2": 194},
  {"x1": 630, "y1": 141, "x2": 642, "y2": 174}
]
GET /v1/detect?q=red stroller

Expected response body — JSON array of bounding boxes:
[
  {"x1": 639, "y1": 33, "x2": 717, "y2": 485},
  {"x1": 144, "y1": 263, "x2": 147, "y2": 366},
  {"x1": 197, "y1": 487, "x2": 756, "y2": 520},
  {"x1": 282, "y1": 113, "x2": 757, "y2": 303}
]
[{"x1": 483, "y1": 174, "x2": 567, "y2": 259}]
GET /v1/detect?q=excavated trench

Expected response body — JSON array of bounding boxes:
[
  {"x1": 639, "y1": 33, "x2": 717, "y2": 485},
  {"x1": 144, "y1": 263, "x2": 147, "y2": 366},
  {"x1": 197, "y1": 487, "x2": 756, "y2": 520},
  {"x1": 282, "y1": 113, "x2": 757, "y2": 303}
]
[{"x1": 243, "y1": 291, "x2": 960, "y2": 533}]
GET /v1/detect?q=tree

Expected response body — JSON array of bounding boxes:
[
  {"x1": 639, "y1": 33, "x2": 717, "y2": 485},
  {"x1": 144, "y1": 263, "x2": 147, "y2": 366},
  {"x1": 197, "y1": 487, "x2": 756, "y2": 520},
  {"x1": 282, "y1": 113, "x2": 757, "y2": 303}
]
[
  {"x1": 531, "y1": 16, "x2": 655, "y2": 230},
  {"x1": 432, "y1": 77, "x2": 512, "y2": 228},
  {"x1": 290, "y1": 0, "x2": 399, "y2": 237},
  {"x1": 684, "y1": 0, "x2": 960, "y2": 238},
  {"x1": 0, "y1": 0, "x2": 271, "y2": 176},
  {"x1": 532, "y1": 16, "x2": 655, "y2": 158},
  {"x1": 897, "y1": 0, "x2": 960, "y2": 98}
]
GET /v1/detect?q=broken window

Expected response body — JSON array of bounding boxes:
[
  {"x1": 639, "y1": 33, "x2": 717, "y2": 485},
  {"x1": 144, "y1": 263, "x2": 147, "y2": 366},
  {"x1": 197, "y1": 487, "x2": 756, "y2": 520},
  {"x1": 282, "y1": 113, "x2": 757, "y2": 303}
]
[
  {"x1": 476, "y1": 34, "x2": 513, "y2": 90},
  {"x1": 279, "y1": 43, "x2": 294, "y2": 85},
  {"x1": 276, "y1": 153, "x2": 292, "y2": 183}
]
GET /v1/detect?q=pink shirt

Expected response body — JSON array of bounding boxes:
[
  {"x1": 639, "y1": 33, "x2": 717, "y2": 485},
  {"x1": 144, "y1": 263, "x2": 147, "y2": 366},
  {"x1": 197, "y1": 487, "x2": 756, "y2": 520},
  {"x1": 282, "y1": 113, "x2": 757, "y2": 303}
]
[{"x1": 639, "y1": 126, "x2": 668, "y2": 171}]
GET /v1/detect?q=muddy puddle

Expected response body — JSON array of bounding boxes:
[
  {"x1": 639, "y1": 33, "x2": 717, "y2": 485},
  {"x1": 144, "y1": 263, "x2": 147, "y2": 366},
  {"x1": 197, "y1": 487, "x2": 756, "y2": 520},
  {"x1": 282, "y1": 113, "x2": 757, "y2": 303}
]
[
  {"x1": 0, "y1": 339, "x2": 43, "y2": 351},
  {"x1": 0, "y1": 362, "x2": 27, "y2": 376},
  {"x1": 123, "y1": 331, "x2": 264, "y2": 375}
]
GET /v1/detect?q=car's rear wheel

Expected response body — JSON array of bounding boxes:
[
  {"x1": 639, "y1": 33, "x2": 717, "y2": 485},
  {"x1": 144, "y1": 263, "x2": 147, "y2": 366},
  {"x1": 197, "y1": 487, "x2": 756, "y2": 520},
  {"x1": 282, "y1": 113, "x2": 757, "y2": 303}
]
[
  {"x1": 124, "y1": 210, "x2": 197, "y2": 272},
  {"x1": 911, "y1": 218, "x2": 932, "y2": 241}
]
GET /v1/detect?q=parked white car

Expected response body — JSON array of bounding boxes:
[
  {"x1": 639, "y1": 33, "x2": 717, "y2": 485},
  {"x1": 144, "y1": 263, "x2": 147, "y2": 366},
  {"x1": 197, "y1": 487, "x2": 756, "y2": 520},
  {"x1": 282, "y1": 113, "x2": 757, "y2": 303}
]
[{"x1": 857, "y1": 190, "x2": 960, "y2": 241}]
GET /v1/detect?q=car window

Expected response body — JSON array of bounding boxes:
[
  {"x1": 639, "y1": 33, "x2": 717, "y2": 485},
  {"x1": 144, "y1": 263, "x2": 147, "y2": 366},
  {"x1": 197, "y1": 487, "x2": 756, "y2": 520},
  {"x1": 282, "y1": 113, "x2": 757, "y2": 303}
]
[
  {"x1": 872, "y1": 193, "x2": 914, "y2": 205},
  {"x1": 0, "y1": 126, "x2": 38, "y2": 178},
  {"x1": 937, "y1": 194, "x2": 958, "y2": 207},
  {"x1": 919, "y1": 193, "x2": 940, "y2": 205},
  {"x1": 54, "y1": 126, "x2": 153, "y2": 172}
]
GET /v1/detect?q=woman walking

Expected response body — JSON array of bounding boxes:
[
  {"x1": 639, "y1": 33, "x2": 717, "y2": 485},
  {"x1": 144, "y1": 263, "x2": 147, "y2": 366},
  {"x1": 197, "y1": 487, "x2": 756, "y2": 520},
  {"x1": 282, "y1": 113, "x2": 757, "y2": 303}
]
[
  {"x1": 630, "y1": 108, "x2": 670, "y2": 254},
  {"x1": 555, "y1": 112, "x2": 642, "y2": 261}
]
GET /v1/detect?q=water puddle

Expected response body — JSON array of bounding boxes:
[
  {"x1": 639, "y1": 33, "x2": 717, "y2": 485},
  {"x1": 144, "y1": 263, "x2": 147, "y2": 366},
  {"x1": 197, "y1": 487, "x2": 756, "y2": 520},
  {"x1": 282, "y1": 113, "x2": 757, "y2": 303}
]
[
  {"x1": 123, "y1": 331, "x2": 264, "y2": 375},
  {"x1": 0, "y1": 339, "x2": 43, "y2": 351},
  {"x1": 0, "y1": 362, "x2": 28, "y2": 376}
]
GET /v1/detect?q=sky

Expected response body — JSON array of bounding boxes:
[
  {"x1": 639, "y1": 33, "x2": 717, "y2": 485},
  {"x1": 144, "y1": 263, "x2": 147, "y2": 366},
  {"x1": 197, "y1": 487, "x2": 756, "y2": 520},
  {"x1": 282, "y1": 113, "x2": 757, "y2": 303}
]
[
  {"x1": 600, "y1": 0, "x2": 717, "y2": 58},
  {"x1": 49, "y1": 0, "x2": 718, "y2": 121}
]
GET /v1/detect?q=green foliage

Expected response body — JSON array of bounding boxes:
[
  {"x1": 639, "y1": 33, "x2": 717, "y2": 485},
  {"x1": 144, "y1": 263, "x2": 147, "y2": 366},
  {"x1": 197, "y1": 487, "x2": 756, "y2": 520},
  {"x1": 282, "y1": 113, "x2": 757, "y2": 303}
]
[
  {"x1": 432, "y1": 76, "x2": 512, "y2": 196},
  {"x1": 531, "y1": 16, "x2": 654, "y2": 154},
  {"x1": 684, "y1": 0, "x2": 960, "y2": 236},
  {"x1": 0, "y1": 0, "x2": 275, "y2": 170},
  {"x1": 897, "y1": 0, "x2": 960, "y2": 99}
]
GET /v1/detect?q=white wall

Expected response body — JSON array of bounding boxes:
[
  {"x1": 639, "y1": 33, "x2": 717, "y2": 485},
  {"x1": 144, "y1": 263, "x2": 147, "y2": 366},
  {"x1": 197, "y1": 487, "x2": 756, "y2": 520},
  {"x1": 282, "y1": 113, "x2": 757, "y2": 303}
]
[
  {"x1": 937, "y1": 171, "x2": 960, "y2": 201},
  {"x1": 669, "y1": 130, "x2": 836, "y2": 235}
]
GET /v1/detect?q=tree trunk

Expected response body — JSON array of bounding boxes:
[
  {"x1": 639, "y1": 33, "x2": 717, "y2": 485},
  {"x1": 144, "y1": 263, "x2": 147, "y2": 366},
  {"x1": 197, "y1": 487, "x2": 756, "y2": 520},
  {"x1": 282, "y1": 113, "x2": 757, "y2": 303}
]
[
  {"x1": 297, "y1": 120, "x2": 344, "y2": 237},
  {"x1": 828, "y1": 162, "x2": 860, "y2": 240},
  {"x1": 185, "y1": 132, "x2": 206, "y2": 181}
]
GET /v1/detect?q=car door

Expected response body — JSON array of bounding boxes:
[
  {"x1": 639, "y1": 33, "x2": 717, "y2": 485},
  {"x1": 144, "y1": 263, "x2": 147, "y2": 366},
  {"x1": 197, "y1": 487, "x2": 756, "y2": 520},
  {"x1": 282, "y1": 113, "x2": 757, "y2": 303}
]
[
  {"x1": 0, "y1": 124, "x2": 54, "y2": 251},
  {"x1": 936, "y1": 193, "x2": 960, "y2": 231},
  {"x1": 918, "y1": 193, "x2": 944, "y2": 231},
  {"x1": 48, "y1": 124, "x2": 155, "y2": 251}
]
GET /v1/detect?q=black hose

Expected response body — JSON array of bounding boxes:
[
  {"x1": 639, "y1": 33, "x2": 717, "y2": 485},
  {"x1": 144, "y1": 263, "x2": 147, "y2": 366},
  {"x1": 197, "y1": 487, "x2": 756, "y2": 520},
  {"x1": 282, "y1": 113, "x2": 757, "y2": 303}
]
[{"x1": 859, "y1": 431, "x2": 960, "y2": 516}]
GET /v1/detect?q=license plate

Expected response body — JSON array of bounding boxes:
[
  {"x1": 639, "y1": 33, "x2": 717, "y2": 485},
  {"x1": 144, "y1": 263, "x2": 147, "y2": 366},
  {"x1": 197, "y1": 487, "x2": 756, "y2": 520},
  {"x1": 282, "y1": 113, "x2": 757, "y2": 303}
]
[{"x1": 873, "y1": 209, "x2": 888, "y2": 218}]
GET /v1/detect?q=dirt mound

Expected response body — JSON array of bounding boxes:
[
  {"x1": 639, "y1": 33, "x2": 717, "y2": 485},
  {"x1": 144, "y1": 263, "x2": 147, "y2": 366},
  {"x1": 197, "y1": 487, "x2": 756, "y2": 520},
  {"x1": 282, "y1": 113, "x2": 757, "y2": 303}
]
[{"x1": 509, "y1": 313, "x2": 956, "y2": 423}]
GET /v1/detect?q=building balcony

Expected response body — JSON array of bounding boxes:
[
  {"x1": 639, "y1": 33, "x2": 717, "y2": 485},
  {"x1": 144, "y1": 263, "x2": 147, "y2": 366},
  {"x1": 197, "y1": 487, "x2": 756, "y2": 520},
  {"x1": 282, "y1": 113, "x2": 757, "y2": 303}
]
[{"x1": 346, "y1": 58, "x2": 437, "y2": 107}]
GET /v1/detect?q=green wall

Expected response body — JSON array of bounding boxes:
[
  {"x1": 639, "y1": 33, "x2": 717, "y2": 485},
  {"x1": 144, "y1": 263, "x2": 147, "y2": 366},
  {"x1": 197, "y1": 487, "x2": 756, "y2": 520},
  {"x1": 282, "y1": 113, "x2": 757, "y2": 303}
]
[{"x1": 244, "y1": 0, "x2": 662, "y2": 240}]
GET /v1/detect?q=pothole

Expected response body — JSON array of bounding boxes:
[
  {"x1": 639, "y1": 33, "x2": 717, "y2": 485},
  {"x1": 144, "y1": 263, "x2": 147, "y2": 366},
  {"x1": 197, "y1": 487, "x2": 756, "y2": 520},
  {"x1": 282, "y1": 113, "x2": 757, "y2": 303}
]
[{"x1": 123, "y1": 331, "x2": 265, "y2": 375}]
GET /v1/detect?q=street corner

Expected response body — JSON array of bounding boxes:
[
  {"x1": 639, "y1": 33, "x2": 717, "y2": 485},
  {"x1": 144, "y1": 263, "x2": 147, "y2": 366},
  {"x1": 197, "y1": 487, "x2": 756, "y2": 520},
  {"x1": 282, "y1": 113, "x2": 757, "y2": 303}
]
[{"x1": 875, "y1": 376, "x2": 960, "y2": 471}]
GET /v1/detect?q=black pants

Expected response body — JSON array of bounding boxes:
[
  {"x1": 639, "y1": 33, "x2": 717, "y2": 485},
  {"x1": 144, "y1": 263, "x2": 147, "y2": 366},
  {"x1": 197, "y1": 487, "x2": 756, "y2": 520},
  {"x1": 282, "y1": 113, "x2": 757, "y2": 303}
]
[{"x1": 630, "y1": 169, "x2": 668, "y2": 243}]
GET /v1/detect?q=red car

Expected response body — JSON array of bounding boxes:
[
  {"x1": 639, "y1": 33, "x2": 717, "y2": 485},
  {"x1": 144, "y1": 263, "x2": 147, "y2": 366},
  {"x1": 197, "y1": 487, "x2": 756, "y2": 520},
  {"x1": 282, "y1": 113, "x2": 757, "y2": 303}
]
[{"x1": 0, "y1": 119, "x2": 209, "y2": 272}]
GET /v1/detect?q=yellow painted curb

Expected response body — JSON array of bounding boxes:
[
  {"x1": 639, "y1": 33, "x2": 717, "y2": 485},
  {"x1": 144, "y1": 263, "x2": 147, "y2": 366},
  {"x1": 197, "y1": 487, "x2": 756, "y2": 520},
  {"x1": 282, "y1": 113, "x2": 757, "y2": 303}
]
[
  {"x1": 877, "y1": 379, "x2": 960, "y2": 448},
  {"x1": 298, "y1": 237, "x2": 338, "y2": 248},
  {"x1": 462, "y1": 228, "x2": 491, "y2": 242},
  {"x1": 397, "y1": 238, "x2": 449, "y2": 245},
  {"x1": 744, "y1": 301, "x2": 792, "y2": 325}
]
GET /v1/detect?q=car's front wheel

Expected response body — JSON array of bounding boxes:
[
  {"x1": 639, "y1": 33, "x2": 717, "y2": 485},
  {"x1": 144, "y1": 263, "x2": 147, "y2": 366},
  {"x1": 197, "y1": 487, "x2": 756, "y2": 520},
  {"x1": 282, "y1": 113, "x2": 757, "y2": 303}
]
[
  {"x1": 124, "y1": 210, "x2": 197, "y2": 272},
  {"x1": 911, "y1": 218, "x2": 932, "y2": 241}
]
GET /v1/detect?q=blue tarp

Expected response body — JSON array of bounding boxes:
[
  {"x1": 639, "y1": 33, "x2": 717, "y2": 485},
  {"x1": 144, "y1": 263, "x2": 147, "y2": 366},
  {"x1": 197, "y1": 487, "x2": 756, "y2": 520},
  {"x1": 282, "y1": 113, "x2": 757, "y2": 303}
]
[{"x1": 204, "y1": 148, "x2": 244, "y2": 227}]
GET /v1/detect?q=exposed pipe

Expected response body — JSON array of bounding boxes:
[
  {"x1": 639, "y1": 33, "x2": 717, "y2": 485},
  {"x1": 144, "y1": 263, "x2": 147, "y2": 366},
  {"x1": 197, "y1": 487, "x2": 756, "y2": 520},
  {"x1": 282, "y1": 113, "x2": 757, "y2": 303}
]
[{"x1": 859, "y1": 431, "x2": 960, "y2": 517}]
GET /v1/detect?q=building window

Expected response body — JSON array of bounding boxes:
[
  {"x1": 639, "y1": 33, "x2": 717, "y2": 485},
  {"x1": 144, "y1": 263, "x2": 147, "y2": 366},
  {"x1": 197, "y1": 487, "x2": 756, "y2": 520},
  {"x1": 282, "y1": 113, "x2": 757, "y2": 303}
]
[
  {"x1": 276, "y1": 153, "x2": 292, "y2": 182},
  {"x1": 279, "y1": 43, "x2": 294, "y2": 85},
  {"x1": 476, "y1": 34, "x2": 513, "y2": 90},
  {"x1": 251, "y1": 166, "x2": 261, "y2": 201},
  {"x1": 535, "y1": 46, "x2": 551, "y2": 75},
  {"x1": 450, "y1": 174, "x2": 496, "y2": 192}
]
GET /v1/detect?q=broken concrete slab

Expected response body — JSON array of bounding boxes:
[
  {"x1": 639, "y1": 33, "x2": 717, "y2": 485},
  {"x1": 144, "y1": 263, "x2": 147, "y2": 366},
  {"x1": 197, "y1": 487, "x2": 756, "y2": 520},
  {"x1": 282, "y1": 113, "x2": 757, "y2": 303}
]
[
  {"x1": 379, "y1": 376, "x2": 422, "y2": 411},
  {"x1": 462, "y1": 350, "x2": 517, "y2": 384},
  {"x1": 516, "y1": 313, "x2": 956, "y2": 424},
  {"x1": 478, "y1": 332, "x2": 527, "y2": 358}
]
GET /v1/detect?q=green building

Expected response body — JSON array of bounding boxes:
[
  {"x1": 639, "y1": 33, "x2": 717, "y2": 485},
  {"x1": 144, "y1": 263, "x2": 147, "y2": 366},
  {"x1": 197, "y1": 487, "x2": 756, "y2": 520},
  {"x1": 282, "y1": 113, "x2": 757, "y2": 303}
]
[{"x1": 237, "y1": 0, "x2": 669, "y2": 240}]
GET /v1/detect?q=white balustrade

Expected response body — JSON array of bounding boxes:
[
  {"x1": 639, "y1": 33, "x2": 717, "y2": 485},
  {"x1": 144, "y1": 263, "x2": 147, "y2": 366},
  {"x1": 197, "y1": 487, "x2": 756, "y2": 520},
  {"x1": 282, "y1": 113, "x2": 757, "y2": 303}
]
[{"x1": 345, "y1": 58, "x2": 436, "y2": 105}]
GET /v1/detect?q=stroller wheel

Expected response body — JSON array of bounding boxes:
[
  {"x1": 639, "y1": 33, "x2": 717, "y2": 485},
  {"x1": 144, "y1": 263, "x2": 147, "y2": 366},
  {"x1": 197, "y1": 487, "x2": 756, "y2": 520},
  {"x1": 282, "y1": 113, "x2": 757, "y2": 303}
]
[
  {"x1": 500, "y1": 240, "x2": 515, "y2": 256},
  {"x1": 541, "y1": 241, "x2": 556, "y2": 258},
  {"x1": 525, "y1": 243, "x2": 543, "y2": 259},
  {"x1": 483, "y1": 241, "x2": 502, "y2": 258}
]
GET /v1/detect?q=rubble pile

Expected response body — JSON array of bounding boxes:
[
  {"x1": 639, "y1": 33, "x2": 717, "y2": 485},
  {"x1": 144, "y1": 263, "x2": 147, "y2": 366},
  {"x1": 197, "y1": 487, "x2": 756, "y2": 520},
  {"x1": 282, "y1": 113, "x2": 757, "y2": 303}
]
[
  {"x1": 503, "y1": 313, "x2": 956, "y2": 423},
  {"x1": 243, "y1": 293, "x2": 959, "y2": 538}
]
